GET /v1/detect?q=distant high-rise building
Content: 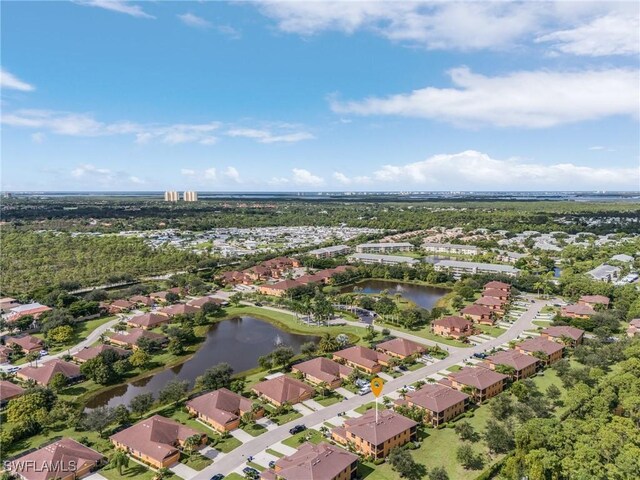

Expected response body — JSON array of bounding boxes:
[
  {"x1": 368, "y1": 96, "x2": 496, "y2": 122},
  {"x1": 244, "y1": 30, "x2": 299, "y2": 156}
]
[
  {"x1": 164, "y1": 191, "x2": 179, "y2": 202},
  {"x1": 183, "y1": 191, "x2": 198, "y2": 202}
]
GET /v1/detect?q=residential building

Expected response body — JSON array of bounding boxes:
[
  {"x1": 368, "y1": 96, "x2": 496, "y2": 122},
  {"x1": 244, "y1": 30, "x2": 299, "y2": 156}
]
[
  {"x1": 6, "y1": 334, "x2": 44, "y2": 354},
  {"x1": 129, "y1": 295, "x2": 154, "y2": 307},
  {"x1": 376, "y1": 338, "x2": 426, "y2": 359},
  {"x1": 585, "y1": 264, "x2": 621, "y2": 282},
  {"x1": 106, "y1": 299, "x2": 135, "y2": 314},
  {"x1": 432, "y1": 316, "x2": 474, "y2": 339},
  {"x1": 484, "y1": 281, "x2": 512, "y2": 292},
  {"x1": 164, "y1": 190, "x2": 179, "y2": 202},
  {"x1": 347, "y1": 253, "x2": 419, "y2": 266},
  {"x1": 307, "y1": 245, "x2": 351, "y2": 258},
  {"x1": 72, "y1": 344, "x2": 130, "y2": 364},
  {"x1": 16, "y1": 359, "x2": 83, "y2": 386},
  {"x1": 252, "y1": 375, "x2": 315, "y2": 406},
  {"x1": 434, "y1": 260, "x2": 520, "y2": 278},
  {"x1": 356, "y1": 242, "x2": 413, "y2": 254},
  {"x1": 578, "y1": 295, "x2": 610, "y2": 309},
  {"x1": 423, "y1": 242, "x2": 480, "y2": 255},
  {"x1": 259, "y1": 279, "x2": 304, "y2": 297},
  {"x1": 475, "y1": 296, "x2": 506, "y2": 315},
  {"x1": 158, "y1": 303, "x2": 199, "y2": 317},
  {"x1": 5, "y1": 302, "x2": 52, "y2": 323},
  {"x1": 611, "y1": 253, "x2": 634, "y2": 263},
  {"x1": 540, "y1": 326, "x2": 585, "y2": 347},
  {"x1": 110, "y1": 415, "x2": 206, "y2": 468},
  {"x1": 186, "y1": 388, "x2": 262, "y2": 432},
  {"x1": 107, "y1": 328, "x2": 168, "y2": 349},
  {"x1": 482, "y1": 288, "x2": 510, "y2": 301},
  {"x1": 627, "y1": 319, "x2": 640, "y2": 337},
  {"x1": 332, "y1": 346, "x2": 390, "y2": 374},
  {"x1": 8, "y1": 437, "x2": 104, "y2": 480},
  {"x1": 127, "y1": 312, "x2": 171, "y2": 329},
  {"x1": 292, "y1": 357, "x2": 353, "y2": 389},
  {"x1": 484, "y1": 350, "x2": 539, "y2": 380},
  {"x1": 399, "y1": 384, "x2": 469, "y2": 426},
  {"x1": 0, "y1": 297, "x2": 20, "y2": 313},
  {"x1": 561, "y1": 304, "x2": 596, "y2": 319},
  {"x1": 332, "y1": 409, "x2": 418, "y2": 459},
  {"x1": 0, "y1": 380, "x2": 25, "y2": 405},
  {"x1": 183, "y1": 191, "x2": 198, "y2": 202},
  {"x1": 460, "y1": 304, "x2": 494, "y2": 325},
  {"x1": 260, "y1": 442, "x2": 359, "y2": 480},
  {"x1": 0, "y1": 344, "x2": 11, "y2": 363},
  {"x1": 188, "y1": 296, "x2": 226, "y2": 308},
  {"x1": 496, "y1": 251, "x2": 527, "y2": 264},
  {"x1": 444, "y1": 366, "x2": 507, "y2": 403},
  {"x1": 516, "y1": 338, "x2": 564, "y2": 365}
]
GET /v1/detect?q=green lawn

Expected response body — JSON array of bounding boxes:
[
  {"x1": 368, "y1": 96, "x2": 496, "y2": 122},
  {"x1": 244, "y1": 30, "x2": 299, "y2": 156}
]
[
  {"x1": 181, "y1": 452, "x2": 213, "y2": 470},
  {"x1": 100, "y1": 463, "x2": 163, "y2": 480},
  {"x1": 355, "y1": 401, "x2": 376, "y2": 414},
  {"x1": 266, "y1": 448, "x2": 284, "y2": 458},
  {"x1": 447, "y1": 365, "x2": 463, "y2": 372},
  {"x1": 315, "y1": 393, "x2": 344, "y2": 407},
  {"x1": 33, "y1": 315, "x2": 118, "y2": 354},
  {"x1": 270, "y1": 410, "x2": 303, "y2": 425},
  {"x1": 476, "y1": 324, "x2": 506, "y2": 337},
  {"x1": 242, "y1": 422, "x2": 268, "y2": 437},
  {"x1": 374, "y1": 318, "x2": 470, "y2": 348},
  {"x1": 533, "y1": 320, "x2": 552, "y2": 327},
  {"x1": 212, "y1": 434, "x2": 242, "y2": 453},
  {"x1": 282, "y1": 428, "x2": 324, "y2": 448}
]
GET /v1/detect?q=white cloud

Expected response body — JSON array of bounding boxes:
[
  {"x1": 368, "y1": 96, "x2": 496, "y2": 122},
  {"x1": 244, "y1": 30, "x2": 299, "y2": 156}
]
[
  {"x1": 74, "y1": 0, "x2": 155, "y2": 19},
  {"x1": 31, "y1": 132, "x2": 45, "y2": 144},
  {"x1": 129, "y1": 176, "x2": 145, "y2": 184},
  {"x1": 589, "y1": 146, "x2": 605, "y2": 151},
  {"x1": 268, "y1": 176, "x2": 289, "y2": 185},
  {"x1": 178, "y1": 13, "x2": 211, "y2": 29},
  {"x1": 1, "y1": 110, "x2": 220, "y2": 145},
  {"x1": 292, "y1": 168, "x2": 324, "y2": 186},
  {"x1": 258, "y1": 2, "x2": 638, "y2": 56},
  {"x1": 536, "y1": 12, "x2": 640, "y2": 56},
  {"x1": 216, "y1": 25, "x2": 241, "y2": 39},
  {"x1": 70, "y1": 164, "x2": 146, "y2": 186},
  {"x1": 223, "y1": 166, "x2": 241, "y2": 182},
  {"x1": 204, "y1": 168, "x2": 217, "y2": 180},
  {"x1": 368, "y1": 150, "x2": 639, "y2": 190},
  {"x1": 226, "y1": 128, "x2": 314, "y2": 144},
  {"x1": 71, "y1": 164, "x2": 112, "y2": 179},
  {"x1": 331, "y1": 67, "x2": 639, "y2": 128},
  {"x1": 181, "y1": 168, "x2": 196, "y2": 176},
  {"x1": 1, "y1": 68, "x2": 35, "y2": 92},
  {"x1": 333, "y1": 172, "x2": 351, "y2": 184}
]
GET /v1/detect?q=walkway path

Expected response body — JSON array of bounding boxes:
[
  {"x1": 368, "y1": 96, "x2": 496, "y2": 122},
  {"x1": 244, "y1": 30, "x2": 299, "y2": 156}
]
[{"x1": 192, "y1": 298, "x2": 547, "y2": 479}]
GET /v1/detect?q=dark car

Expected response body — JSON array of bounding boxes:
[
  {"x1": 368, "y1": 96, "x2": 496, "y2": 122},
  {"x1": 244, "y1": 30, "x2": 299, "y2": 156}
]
[
  {"x1": 289, "y1": 424, "x2": 306, "y2": 435},
  {"x1": 254, "y1": 302, "x2": 263, "y2": 307},
  {"x1": 398, "y1": 364, "x2": 408, "y2": 371},
  {"x1": 242, "y1": 467, "x2": 259, "y2": 479},
  {"x1": 269, "y1": 460, "x2": 276, "y2": 468},
  {"x1": 210, "y1": 475, "x2": 224, "y2": 480},
  {"x1": 473, "y1": 352, "x2": 487, "y2": 359}
]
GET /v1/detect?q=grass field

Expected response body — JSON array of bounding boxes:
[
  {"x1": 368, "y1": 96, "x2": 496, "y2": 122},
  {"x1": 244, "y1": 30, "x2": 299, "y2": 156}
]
[
  {"x1": 282, "y1": 428, "x2": 324, "y2": 448},
  {"x1": 476, "y1": 324, "x2": 507, "y2": 337}
]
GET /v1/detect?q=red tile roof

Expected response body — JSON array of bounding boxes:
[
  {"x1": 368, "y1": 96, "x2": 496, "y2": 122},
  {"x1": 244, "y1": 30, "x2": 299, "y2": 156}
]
[
  {"x1": 484, "y1": 281, "x2": 511, "y2": 290},
  {"x1": 541, "y1": 326, "x2": 585, "y2": 341},
  {"x1": 475, "y1": 297, "x2": 504, "y2": 307},
  {"x1": 18, "y1": 359, "x2": 82, "y2": 385},
  {"x1": 517, "y1": 337, "x2": 564, "y2": 356},
  {"x1": 485, "y1": 350, "x2": 539, "y2": 371},
  {"x1": 460, "y1": 304, "x2": 492, "y2": 317},
  {"x1": 186, "y1": 388, "x2": 254, "y2": 427},
  {"x1": 405, "y1": 384, "x2": 469, "y2": 413},
  {"x1": 107, "y1": 328, "x2": 167, "y2": 346},
  {"x1": 432, "y1": 316, "x2": 472, "y2": 330},
  {"x1": 252, "y1": 376, "x2": 315, "y2": 404},
  {"x1": 376, "y1": 338, "x2": 426, "y2": 357},
  {"x1": 110, "y1": 415, "x2": 202, "y2": 464},
  {"x1": 333, "y1": 346, "x2": 390, "y2": 370},
  {"x1": 579, "y1": 295, "x2": 610, "y2": 305},
  {"x1": 72, "y1": 344, "x2": 130, "y2": 362},
  {"x1": 0, "y1": 380, "x2": 25, "y2": 402},
  {"x1": 159, "y1": 303, "x2": 199, "y2": 317},
  {"x1": 128, "y1": 312, "x2": 170, "y2": 328},
  {"x1": 7, "y1": 334, "x2": 44, "y2": 351},
  {"x1": 293, "y1": 357, "x2": 353, "y2": 384},
  {"x1": 448, "y1": 366, "x2": 507, "y2": 390},
  {"x1": 262, "y1": 442, "x2": 358, "y2": 480},
  {"x1": 337, "y1": 409, "x2": 417, "y2": 446},
  {"x1": 9, "y1": 438, "x2": 104, "y2": 480},
  {"x1": 562, "y1": 304, "x2": 596, "y2": 316}
]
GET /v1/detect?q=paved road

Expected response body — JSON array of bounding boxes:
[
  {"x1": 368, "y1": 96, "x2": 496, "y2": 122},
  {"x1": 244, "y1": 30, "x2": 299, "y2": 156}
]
[{"x1": 192, "y1": 298, "x2": 547, "y2": 479}]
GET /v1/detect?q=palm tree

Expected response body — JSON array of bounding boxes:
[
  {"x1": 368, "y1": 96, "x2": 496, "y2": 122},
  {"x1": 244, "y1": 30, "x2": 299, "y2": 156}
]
[
  {"x1": 110, "y1": 450, "x2": 129, "y2": 476},
  {"x1": 183, "y1": 434, "x2": 201, "y2": 456},
  {"x1": 317, "y1": 381, "x2": 329, "y2": 399}
]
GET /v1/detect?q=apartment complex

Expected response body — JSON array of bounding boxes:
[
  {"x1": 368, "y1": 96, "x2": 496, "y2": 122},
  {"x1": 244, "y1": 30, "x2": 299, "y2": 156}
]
[
  {"x1": 307, "y1": 245, "x2": 351, "y2": 258},
  {"x1": 348, "y1": 253, "x2": 420, "y2": 266},
  {"x1": 433, "y1": 259, "x2": 520, "y2": 278},
  {"x1": 164, "y1": 190, "x2": 179, "y2": 202},
  {"x1": 423, "y1": 242, "x2": 480, "y2": 255},
  {"x1": 183, "y1": 191, "x2": 198, "y2": 202},
  {"x1": 261, "y1": 442, "x2": 358, "y2": 480},
  {"x1": 332, "y1": 409, "x2": 418, "y2": 459},
  {"x1": 400, "y1": 383, "x2": 469, "y2": 426}
]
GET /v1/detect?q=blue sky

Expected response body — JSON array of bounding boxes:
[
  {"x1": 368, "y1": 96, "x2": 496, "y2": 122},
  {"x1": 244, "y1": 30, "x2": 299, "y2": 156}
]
[{"x1": 1, "y1": 1, "x2": 639, "y2": 191}]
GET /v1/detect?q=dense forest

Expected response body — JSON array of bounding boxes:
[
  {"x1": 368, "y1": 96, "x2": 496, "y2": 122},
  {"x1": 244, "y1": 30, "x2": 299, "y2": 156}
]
[
  {"x1": 2, "y1": 196, "x2": 639, "y2": 234},
  {"x1": 0, "y1": 231, "x2": 201, "y2": 297}
]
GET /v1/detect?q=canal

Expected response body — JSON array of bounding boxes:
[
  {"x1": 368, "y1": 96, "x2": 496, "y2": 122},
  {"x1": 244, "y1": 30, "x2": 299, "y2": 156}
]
[
  {"x1": 341, "y1": 279, "x2": 448, "y2": 310},
  {"x1": 86, "y1": 316, "x2": 317, "y2": 409}
]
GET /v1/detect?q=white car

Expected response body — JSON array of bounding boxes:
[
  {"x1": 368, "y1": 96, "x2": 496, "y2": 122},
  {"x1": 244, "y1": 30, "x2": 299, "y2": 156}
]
[
  {"x1": 358, "y1": 387, "x2": 371, "y2": 396},
  {"x1": 406, "y1": 385, "x2": 417, "y2": 392}
]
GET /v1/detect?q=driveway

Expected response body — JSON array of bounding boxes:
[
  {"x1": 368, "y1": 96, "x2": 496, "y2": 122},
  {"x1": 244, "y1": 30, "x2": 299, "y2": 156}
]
[
  {"x1": 336, "y1": 387, "x2": 355, "y2": 399},
  {"x1": 83, "y1": 473, "x2": 108, "y2": 480},
  {"x1": 302, "y1": 399, "x2": 324, "y2": 411},
  {"x1": 292, "y1": 403, "x2": 314, "y2": 416},
  {"x1": 169, "y1": 462, "x2": 198, "y2": 480},
  {"x1": 230, "y1": 429, "x2": 253, "y2": 443}
]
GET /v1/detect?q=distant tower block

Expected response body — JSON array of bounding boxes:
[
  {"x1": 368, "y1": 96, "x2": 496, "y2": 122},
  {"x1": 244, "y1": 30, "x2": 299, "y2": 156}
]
[
  {"x1": 183, "y1": 191, "x2": 198, "y2": 202},
  {"x1": 164, "y1": 191, "x2": 179, "y2": 202}
]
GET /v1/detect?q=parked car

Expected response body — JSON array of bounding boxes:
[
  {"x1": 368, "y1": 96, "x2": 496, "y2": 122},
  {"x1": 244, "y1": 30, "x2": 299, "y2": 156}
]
[
  {"x1": 210, "y1": 475, "x2": 224, "y2": 480},
  {"x1": 358, "y1": 387, "x2": 371, "y2": 396},
  {"x1": 289, "y1": 424, "x2": 306, "y2": 435},
  {"x1": 242, "y1": 467, "x2": 259, "y2": 479},
  {"x1": 39, "y1": 350, "x2": 49, "y2": 356},
  {"x1": 398, "y1": 364, "x2": 408, "y2": 371},
  {"x1": 268, "y1": 460, "x2": 276, "y2": 468},
  {"x1": 473, "y1": 352, "x2": 487, "y2": 359},
  {"x1": 405, "y1": 385, "x2": 416, "y2": 392},
  {"x1": 254, "y1": 302, "x2": 263, "y2": 307}
]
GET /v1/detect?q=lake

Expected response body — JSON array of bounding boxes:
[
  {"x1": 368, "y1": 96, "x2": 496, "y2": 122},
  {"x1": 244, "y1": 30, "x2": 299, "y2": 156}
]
[
  {"x1": 341, "y1": 279, "x2": 448, "y2": 310},
  {"x1": 86, "y1": 316, "x2": 317, "y2": 409}
]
